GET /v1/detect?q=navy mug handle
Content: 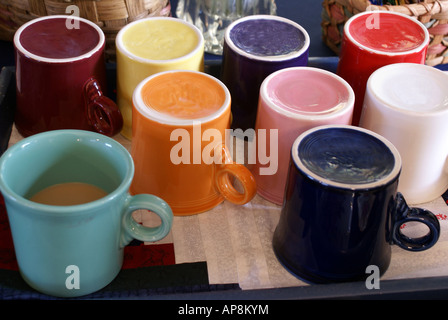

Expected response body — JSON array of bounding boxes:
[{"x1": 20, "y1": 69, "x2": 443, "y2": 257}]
[{"x1": 392, "y1": 192, "x2": 440, "y2": 251}]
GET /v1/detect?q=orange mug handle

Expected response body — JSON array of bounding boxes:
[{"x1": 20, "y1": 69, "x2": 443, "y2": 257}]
[{"x1": 214, "y1": 145, "x2": 257, "y2": 205}]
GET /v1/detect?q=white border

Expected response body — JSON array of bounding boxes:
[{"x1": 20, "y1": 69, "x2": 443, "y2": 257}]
[
  {"x1": 344, "y1": 11, "x2": 429, "y2": 56},
  {"x1": 291, "y1": 125, "x2": 402, "y2": 190},
  {"x1": 133, "y1": 70, "x2": 231, "y2": 126},
  {"x1": 115, "y1": 17, "x2": 204, "y2": 64},
  {"x1": 224, "y1": 15, "x2": 310, "y2": 62},
  {"x1": 260, "y1": 67, "x2": 355, "y2": 119},
  {"x1": 14, "y1": 15, "x2": 105, "y2": 63}
]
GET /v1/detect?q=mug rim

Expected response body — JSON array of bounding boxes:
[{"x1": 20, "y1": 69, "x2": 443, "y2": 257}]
[
  {"x1": 224, "y1": 14, "x2": 310, "y2": 62},
  {"x1": 0, "y1": 130, "x2": 134, "y2": 215},
  {"x1": 260, "y1": 66, "x2": 355, "y2": 119},
  {"x1": 366, "y1": 63, "x2": 448, "y2": 117},
  {"x1": 291, "y1": 125, "x2": 402, "y2": 190},
  {"x1": 13, "y1": 15, "x2": 105, "y2": 64},
  {"x1": 344, "y1": 11, "x2": 430, "y2": 56},
  {"x1": 133, "y1": 70, "x2": 231, "y2": 126},
  {"x1": 115, "y1": 17, "x2": 205, "y2": 64}
]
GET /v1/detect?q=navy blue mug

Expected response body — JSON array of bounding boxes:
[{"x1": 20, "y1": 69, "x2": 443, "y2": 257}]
[
  {"x1": 273, "y1": 125, "x2": 440, "y2": 284},
  {"x1": 221, "y1": 15, "x2": 310, "y2": 130}
]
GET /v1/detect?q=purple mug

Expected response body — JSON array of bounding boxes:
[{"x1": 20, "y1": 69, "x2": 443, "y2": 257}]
[{"x1": 221, "y1": 15, "x2": 310, "y2": 130}]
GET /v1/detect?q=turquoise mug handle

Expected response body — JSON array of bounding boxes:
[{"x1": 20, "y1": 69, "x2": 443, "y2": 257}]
[{"x1": 121, "y1": 194, "x2": 173, "y2": 247}]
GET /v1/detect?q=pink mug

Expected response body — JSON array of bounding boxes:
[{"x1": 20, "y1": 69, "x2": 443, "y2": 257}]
[
  {"x1": 336, "y1": 11, "x2": 429, "y2": 125},
  {"x1": 14, "y1": 15, "x2": 123, "y2": 137},
  {"x1": 250, "y1": 67, "x2": 354, "y2": 205}
]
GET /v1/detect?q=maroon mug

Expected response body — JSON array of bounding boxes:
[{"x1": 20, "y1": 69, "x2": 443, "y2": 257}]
[{"x1": 14, "y1": 15, "x2": 123, "y2": 137}]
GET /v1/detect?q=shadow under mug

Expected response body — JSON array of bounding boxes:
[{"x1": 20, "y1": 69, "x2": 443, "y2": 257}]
[
  {"x1": 273, "y1": 125, "x2": 440, "y2": 284},
  {"x1": 14, "y1": 15, "x2": 123, "y2": 137},
  {"x1": 0, "y1": 130, "x2": 173, "y2": 297}
]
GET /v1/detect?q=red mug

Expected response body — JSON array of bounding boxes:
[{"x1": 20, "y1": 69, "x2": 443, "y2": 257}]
[
  {"x1": 14, "y1": 15, "x2": 123, "y2": 137},
  {"x1": 336, "y1": 11, "x2": 429, "y2": 125}
]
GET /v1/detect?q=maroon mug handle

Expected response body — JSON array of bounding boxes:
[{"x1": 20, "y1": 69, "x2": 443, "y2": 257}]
[{"x1": 83, "y1": 77, "x2": 123, "y2": 137}]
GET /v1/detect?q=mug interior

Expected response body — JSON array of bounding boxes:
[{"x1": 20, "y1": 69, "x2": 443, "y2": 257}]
[
  {"x1": 14, "y1": 15, "x2": 104, "y2": 63},
  {"x1": 0, "y1": 130, "x2": 132, "y2": 209},
  {"x1": 292, "y1": 125, "x2": 401, "y2": 190}
]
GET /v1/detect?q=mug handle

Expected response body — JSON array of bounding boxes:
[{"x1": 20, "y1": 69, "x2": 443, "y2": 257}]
[
  {"x1": 392, "y1": 192, "x2": 440, "y2": 251},
  {"x1": 120, "y1": 194, "x2": 173, "y2": 248},
  {"x1": 214, "y1": 144, "x2": 257, "y2": 205},
  {"x1": 84, "y1": 77, "x2": 123, "y2": 137}
]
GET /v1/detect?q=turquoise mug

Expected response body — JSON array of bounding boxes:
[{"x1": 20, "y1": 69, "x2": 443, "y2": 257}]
[{"x1": 0, "y1": 130, "x2": 173, "y2": 297}]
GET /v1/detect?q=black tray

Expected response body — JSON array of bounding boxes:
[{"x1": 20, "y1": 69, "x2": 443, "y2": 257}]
[{"x1": 2, "y1": 59, "x2": 448, "y2": 301}]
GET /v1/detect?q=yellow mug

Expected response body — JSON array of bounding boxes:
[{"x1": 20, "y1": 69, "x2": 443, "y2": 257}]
[
  {"x1": 116, "y1": 17, "x2": 205, "y2": 139},
  {"x1": 130, "y1": 70, "x2": 257, "y2": 215}
]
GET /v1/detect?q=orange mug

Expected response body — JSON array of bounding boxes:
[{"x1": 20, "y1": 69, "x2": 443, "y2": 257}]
[{"x1": 130, "y1": 70, "x2": 257, "y2": 215}]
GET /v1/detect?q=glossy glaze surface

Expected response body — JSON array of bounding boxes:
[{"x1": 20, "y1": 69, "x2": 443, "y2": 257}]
[
  {"x1": 273, "y1": 126, "x2": 440, "y2": 284},
  {"x1": 250, "y1": 67, "x2": 354, "y2": 205},
  {"x1": 221, "y1": 15, "x2": 309, "y2": 130},
  {"x1": 336, "y1": 11, "x2": 429, "y2": 125},
  {"x1": 360, "y1": 63, "x2": 448, "y2": 204},
  {"x1": 20, "y1": 18, "x2": 99, "y2": 59},
  {"x1": 230, "y1": 19, "x2": 306, "y2": 57},
  {"x1": 131, "y1": 71, "x2": 256, "y2": 215},
  {"x1": 14, "y1": 16, "x2": 122, "y2": 137},
  {"x1": 0, "y1": 130, "x2": 173, "y2": 297},
  {"x1": 115, "y1": 17, "x2": 205, "y2": 139}
]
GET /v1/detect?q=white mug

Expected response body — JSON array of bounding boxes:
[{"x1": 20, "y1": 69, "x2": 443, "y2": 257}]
[{"x1": 359, "y1": 63, "x2": 448, "y2": 204}]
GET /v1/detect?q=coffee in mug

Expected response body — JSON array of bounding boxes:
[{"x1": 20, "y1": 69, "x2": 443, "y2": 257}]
[{"x1": 29, "y1": 182, "x2": 108, "y2": 206}]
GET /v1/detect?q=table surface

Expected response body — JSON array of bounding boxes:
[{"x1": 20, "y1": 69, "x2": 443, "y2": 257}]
[{"x1": 3, "y1": 0, "x2": 448, "y2": 300}]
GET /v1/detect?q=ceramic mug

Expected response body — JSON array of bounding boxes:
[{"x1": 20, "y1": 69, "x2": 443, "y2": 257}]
[
  {"x1": 0, "y1": 130, "x2": 173, "y2": 297},
  {"x1": 250, "y1": 67, "x2": 354, "y2": 205},
  {"x1": 221, "y1": 15, "x2": 310, "y2": 130},
  {"x1": 336, "y1": 10, "x2": 429, "y2": 125},
  {"x1": 130, "y1": 70, "x2": 257, "y2": 215},
  {"x1": 273, "y1": 125, "x2": 440, "y2": 284},
  {"x1": 360, "y1": 63, "x2": 448, "y2": 204},
  {"x1": 14, "y1": 15, "x2": 123, "y2": 137},
  {"x1": 116, "y1": 17, "x2": 205, "y2": 139}
]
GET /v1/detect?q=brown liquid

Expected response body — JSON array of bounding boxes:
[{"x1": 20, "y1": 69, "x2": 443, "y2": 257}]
[{"x1": 29, "y1": 182, "x2": 108, "y2": 206}]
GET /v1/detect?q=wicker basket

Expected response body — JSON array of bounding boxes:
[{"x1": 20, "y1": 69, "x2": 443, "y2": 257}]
[
  {"x1": 0, "y1": 0, "x2": 172, "y2": 62},
  {"x1": 322, "y1": 0, "x2": 448, "y2": 66}
]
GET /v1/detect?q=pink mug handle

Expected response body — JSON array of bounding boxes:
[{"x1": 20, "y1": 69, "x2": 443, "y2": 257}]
[{"x1": 83, "y1": 77, "x2": 123, "y2": 136}]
